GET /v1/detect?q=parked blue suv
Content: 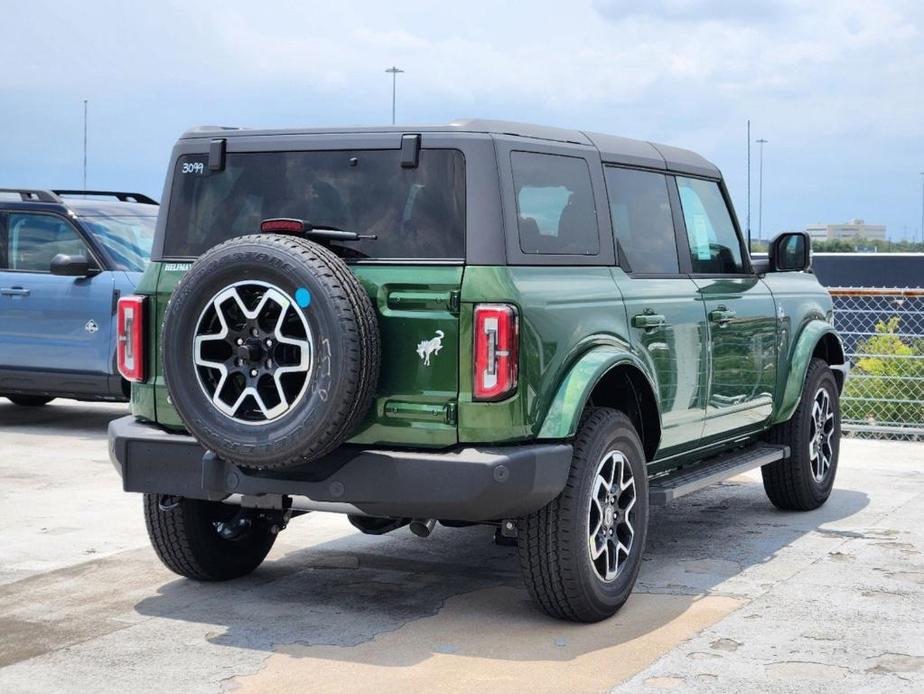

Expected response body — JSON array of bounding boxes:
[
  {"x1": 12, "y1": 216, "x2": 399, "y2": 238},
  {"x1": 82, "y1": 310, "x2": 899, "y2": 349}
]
[{"x1": 0, "y1": 189, "x2": 157, "y2": 406}]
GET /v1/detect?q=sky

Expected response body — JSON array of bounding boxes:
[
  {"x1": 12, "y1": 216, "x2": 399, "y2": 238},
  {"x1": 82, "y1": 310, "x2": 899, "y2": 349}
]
[{"x1": 1, "y1": 0, "x2": 922, "y2": 241}]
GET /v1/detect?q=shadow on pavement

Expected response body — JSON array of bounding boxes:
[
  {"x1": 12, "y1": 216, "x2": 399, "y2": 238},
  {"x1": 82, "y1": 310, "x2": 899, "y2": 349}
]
[
  {"x1": 0, "y1": 400, "x2": 127, "y2": 438},
  {"x1": 133, "y1": 480, "x2": 869, "y2": 665}
]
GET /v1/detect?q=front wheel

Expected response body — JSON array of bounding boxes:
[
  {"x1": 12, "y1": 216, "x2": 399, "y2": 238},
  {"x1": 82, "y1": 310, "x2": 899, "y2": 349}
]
[
  {"x1": 143, "y1": 494, "x2": 280, "y2": 581},
  {"x1": 518, "y1": 408, "x2": 649, "y2": 622},
  {"x1": 762, "y1": 358, "x2": 841, "y2": 511}
]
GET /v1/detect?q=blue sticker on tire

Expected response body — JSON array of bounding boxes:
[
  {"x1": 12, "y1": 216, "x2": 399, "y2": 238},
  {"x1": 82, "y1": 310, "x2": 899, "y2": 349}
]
[{"x1": 295, "y1": 288, "x2": 311, "y2": 308}]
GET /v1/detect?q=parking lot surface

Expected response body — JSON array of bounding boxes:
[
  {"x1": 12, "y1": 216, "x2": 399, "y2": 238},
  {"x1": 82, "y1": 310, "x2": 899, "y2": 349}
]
[{"x1": 1, "y1": 400, "x2": 922, "y2": 693}]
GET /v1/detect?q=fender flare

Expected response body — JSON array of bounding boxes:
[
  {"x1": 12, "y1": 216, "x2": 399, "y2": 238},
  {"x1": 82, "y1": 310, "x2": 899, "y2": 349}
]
[
  {"x1": 537, "y1": 345, "x2": 659, "y2": 441},
  {"x1": 772, "y1": 320, "x2": 846, "y2": 424}
]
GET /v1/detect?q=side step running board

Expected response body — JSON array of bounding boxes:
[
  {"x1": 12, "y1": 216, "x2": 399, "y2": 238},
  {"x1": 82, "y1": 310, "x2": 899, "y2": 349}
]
[{"x1": 649, "y1": 443, "x2": 789, "y2": 506}]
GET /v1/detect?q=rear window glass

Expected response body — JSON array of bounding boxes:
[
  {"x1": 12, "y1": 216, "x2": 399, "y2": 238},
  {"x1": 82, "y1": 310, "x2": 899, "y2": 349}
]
[
  {"x1": 511, "y1": 151, "x2": 599, "y2": 256},
  {"x1": 164, "y1": 149, "x2": 465, "y2": 259}
]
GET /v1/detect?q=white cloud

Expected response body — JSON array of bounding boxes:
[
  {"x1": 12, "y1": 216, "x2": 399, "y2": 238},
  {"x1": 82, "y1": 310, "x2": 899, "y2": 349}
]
[
  {"x1": 0, "y1": 0, "x2": 922, "y2": 236},
  {"x1": 593, "y1": 0, "x2": 785, "y2": 23}
]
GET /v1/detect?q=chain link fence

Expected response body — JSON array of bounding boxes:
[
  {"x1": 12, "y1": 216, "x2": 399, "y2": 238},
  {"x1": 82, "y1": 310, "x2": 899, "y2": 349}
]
[{"x1": 829, "y1": 288, "x2": 924, "y2": 439}]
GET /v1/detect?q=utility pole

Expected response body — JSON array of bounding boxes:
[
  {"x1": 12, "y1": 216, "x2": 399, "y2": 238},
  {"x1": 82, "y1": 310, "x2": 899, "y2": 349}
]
[
  {"x1": 746, "y1": 120, "x2": 751, "y2": 251},
  {"x1": 756, "y1": 138, "x2": 768, "y2": 241},
  {"x1": 82, "y1": 99, "x2": 88, "y2": 189},
  {"x1": 385, "y1": 66, "x2": 404, "y2": 125}
]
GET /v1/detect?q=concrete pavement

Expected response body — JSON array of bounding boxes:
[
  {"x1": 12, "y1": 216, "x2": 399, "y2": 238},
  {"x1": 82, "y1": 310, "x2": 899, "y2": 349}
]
[{"x1": 0, "y1": 400, "x2": 921, "y2": 693}]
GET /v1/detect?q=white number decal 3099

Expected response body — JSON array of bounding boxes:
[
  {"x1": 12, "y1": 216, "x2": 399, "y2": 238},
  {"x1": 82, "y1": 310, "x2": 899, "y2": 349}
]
[{"x1": 182, "y1": 162, "x2": 205, "y2": 175}]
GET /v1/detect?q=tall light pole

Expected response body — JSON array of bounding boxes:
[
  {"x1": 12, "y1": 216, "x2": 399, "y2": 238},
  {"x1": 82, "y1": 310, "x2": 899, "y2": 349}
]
[
  {"x1": 756, "y1": 138, "x2": 768, "y2": 241},
  {"x1": 82, "y1": 99, "x2": 88, "y2": 189},
  {"x1": 919, "y1": 172, "x2": 924, "y2": 245},
  {"x1": 385, "y1": 66, "x2": 404, "y2": 125}
]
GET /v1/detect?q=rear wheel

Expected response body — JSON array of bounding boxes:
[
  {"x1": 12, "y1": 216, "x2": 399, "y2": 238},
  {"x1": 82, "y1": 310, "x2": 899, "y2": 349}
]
[
  {"x1": 143, "y1": 494, "x2": 280, "y2": 581},
  {"x1": 762, "y1": 358, "x2": 841, "y2": 511},
  {"x1": 518, "y1": 408, "x2": 649, "y2": 622},
  {"x1": 6, "y1": 395, "x2": 54, "y2": 407}
]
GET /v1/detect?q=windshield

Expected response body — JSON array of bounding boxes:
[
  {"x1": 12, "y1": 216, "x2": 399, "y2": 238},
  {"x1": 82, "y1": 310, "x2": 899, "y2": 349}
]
[
  {"x1": 81, "y1": 215, "x2": 156, "y2": 272},
  {"x1": 164, "y1": 149, "x2": 465, "y2": 259}
]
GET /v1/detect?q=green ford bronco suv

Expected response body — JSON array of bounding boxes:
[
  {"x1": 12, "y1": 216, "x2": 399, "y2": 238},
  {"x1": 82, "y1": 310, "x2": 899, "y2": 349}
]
[{"x1": 109, "y1": 119, "x2": 847, "y2": 622}]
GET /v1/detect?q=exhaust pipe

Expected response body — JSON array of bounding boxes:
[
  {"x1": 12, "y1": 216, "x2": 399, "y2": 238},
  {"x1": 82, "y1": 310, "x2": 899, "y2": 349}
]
[{"x1": 409, "y1": 518, "x2": 436, "y2": 538}]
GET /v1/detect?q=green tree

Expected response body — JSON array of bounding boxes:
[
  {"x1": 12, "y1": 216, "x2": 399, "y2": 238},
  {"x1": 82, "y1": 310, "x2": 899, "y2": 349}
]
[
  {"x1": 842, "y1": 316, "x2": 924, "y2": 429},
  {"x1": 811, "y1": 237, "x2": 924, "y2": 253},
  {"x1": 813, "y1": 238, "x2": 858, "y2": 252}
]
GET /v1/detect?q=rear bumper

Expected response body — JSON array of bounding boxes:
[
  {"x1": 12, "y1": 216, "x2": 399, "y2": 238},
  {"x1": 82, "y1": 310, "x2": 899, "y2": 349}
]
[{"x1": 108, "y1": 415, "x2": 572, "y2": 522}]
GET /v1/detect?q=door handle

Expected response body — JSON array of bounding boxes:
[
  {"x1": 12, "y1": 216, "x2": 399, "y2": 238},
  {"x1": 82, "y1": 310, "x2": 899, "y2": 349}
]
[
  {"x1": 632, "y1": 313, "x2": 667, "y2": 330},
  {"x1": 0, "y1": 287, "x2": 30, "y2": 296},
  {"x1": 709, "y1": 307, "x2": 736, "y2": 325}
]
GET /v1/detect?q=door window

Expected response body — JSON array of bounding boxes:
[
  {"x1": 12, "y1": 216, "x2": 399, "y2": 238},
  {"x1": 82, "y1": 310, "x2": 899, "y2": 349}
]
[
  {"x1": 2, "y1": 213, "x2": 88, "y2": 272},
  {"x1": 511, "y1": 151, "x2": 599, "y2": 255},
  {"x1": 676, "y1": 177, "x2": 745, "y2": 274},
  {"x1": 604, "y1": 167, "x2": 679, "y2": 274}
]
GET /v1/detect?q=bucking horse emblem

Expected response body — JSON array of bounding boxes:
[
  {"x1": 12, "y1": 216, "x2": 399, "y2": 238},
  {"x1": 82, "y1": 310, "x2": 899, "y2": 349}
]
[{"x1": 416, "y1": 330, "x2": 444, "y2": 366}]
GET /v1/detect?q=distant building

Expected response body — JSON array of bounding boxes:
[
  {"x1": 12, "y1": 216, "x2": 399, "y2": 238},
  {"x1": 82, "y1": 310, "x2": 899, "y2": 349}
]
[{"x1": 804, "y1": 219, "x2": 887, "y2": 241}]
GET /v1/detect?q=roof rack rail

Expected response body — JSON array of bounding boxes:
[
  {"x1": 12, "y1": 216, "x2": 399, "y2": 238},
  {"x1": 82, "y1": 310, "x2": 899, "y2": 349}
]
[
  {"x1": 0, "y1": 188, "x2": 61, "y2": 203},
  {"x1": 53, "y1": 190, "x2": 158, "y2": 205}
]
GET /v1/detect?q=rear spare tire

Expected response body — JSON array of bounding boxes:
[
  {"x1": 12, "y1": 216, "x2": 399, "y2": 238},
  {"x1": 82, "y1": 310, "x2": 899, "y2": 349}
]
[{"x1": 161, "y1": 234, "x2": 379, "y2": 470}]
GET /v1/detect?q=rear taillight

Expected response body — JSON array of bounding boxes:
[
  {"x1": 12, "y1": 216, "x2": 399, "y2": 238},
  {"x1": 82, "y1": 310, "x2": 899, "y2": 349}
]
[
  {"x1": 117, "y1": 296, "x2": 146, "y2": 382},
  {"x1": 473, "y1": 303, "x2": 518, "y2": 401}
]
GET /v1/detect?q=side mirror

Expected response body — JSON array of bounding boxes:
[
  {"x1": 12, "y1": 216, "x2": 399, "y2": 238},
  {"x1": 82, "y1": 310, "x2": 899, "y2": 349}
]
[
  {"x1": 50, "y1": 253, "x2": 98, "y2": 277},
  {"x1": 769, "y1": 231, "x2": 811, "y2": 272}
]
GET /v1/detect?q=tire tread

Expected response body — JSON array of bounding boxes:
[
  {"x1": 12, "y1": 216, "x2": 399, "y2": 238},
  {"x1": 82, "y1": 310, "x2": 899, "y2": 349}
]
[
  {"x1": 518, "y1": 408, "x2": 647, "y2": 622},
  {"x1": 762, "y1": 358, "x2": 839, "y2": 511},
  {"x1": 143, "y1": 494, "x2": 275, "y2": 581}
]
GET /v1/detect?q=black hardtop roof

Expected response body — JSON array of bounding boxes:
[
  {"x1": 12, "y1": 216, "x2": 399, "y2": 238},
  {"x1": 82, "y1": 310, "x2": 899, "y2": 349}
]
[{"x1": 180, "y1": 119, "x2": 720, "y2": 178}]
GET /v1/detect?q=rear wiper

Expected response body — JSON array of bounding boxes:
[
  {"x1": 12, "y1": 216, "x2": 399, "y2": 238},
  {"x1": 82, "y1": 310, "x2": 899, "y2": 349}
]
[{"x1": 260, "y1": 218, "x2": 376, "y2": 241}]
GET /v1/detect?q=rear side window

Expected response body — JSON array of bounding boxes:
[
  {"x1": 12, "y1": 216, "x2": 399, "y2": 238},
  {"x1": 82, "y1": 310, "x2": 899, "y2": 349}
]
[
  {"x1": 604, "y1": 167, "x2": 679, "y2": 274},
  {"x1": 511, "y1": 151, "x2": 599, "y2": 255},
  {"x1": 676, "y1": 177, "x2": 745, "y2": 274},
  {"x1": 164, "y1": 149, "x2": 465, "y2": 259}
]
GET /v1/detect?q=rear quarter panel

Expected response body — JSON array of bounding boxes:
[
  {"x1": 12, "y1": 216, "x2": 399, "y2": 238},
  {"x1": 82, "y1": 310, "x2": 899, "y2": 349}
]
[{"x1": 457, "y1": 265, "x2": 632, "y2": 443}]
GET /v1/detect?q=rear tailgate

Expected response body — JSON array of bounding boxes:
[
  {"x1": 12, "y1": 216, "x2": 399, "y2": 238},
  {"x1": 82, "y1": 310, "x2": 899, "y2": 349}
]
[
  {"x1": 347, "y1": 265, "x2": 462, "y2": 446},
  {"x1": 142, "y1": 137, "x2": 467, "y2": 447},
  {"x1": 146, "y1": 262, "x2": 462, "y2": 446}
]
